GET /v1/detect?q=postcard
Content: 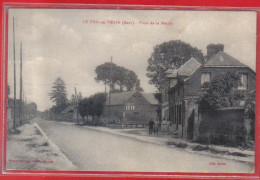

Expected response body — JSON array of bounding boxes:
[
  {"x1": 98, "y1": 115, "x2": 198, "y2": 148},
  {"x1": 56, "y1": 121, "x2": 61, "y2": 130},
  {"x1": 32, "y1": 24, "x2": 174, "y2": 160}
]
[{"x1": 4, "y1": 7, "x2": 256, "y2": 174}]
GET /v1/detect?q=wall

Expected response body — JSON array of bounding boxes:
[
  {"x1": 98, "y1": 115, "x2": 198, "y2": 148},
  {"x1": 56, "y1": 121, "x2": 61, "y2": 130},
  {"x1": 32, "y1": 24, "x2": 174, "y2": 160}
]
[
  {"x1": 184, "y1": 67, "x2": 256, "y2": 97},
  {"x1": 198, "y1": 108, "x2": 245, "y2": 141}
]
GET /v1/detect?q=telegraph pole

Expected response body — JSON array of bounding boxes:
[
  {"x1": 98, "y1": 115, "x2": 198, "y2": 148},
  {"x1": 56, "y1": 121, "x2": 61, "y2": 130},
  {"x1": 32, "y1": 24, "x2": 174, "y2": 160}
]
[
  {"x1": 74, "y1": 87, "x2": 79, "y2": 125},
  {"x1": 13, "y1": 17, "x2": 16, "y2": 130},
  {"x1": 19, "y1": 42, "x2": 23, "y2": 125},
  {"x1": 108, "y1": 56, "x2": 112, "y2": 123}
]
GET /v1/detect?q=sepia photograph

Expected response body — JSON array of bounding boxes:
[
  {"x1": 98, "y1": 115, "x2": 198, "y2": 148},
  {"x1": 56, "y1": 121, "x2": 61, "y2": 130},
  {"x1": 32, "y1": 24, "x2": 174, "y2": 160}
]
[{"x1": 4, "y1": 8, "x2": 256, "y2": 173}]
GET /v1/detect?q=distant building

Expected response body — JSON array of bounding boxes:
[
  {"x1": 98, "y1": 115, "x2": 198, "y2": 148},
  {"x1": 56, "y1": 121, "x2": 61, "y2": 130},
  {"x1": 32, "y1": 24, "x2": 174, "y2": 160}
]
[
  {"x1": 60, "y1": 104, "x2": 78, "y2": 122},
  {"x1": 104, "y1": 91, "x2": 160, "y2": 124},
  {"x1": 161, "y1": 45, "x2": 256, "y2": 140}
]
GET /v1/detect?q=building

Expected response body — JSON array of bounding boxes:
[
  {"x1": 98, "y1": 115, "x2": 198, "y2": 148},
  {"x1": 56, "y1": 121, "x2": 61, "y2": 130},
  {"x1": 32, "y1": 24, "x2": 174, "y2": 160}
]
[
  {"x1": 60, "y1": 105, "x2": 78, "y2": 122},
  {"x1": 161, "y1": 46, "x2": 256, "y2": 140},
  {"x1": 104, "y1": 91, "x2": 160, "y2": 124}
]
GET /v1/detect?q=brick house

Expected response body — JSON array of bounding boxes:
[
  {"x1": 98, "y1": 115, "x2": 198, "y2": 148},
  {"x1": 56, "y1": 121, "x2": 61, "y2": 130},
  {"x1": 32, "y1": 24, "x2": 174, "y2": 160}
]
[
  {"x1": 161, "y1": 46, "x2": 256, "y2": 140},
  {"x1": 104, "y1": 91, "x2": 160, "y2": 124}
]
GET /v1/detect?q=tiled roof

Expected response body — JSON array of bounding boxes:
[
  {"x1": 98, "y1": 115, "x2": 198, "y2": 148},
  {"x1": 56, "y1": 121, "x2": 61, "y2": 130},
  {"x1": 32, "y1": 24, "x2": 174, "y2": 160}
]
[
  {"x1": 106, "y1": 91, "x2": 159, "y2": 106},
  {"x1": 204, "y1": 51, "x2": 247, "y2": 67},
  {"x1": 167, "y1": 57, "x2": 201, "y2": 78},
  {"x1": 61, "y1": 105, "x2": 75, "y2": 114},
  {"x1": 141, "y1": 93, "x2": 159, "y2": 105},
  {"x1": 106, "y1": 91, "x2": 136, "y2": 105}
]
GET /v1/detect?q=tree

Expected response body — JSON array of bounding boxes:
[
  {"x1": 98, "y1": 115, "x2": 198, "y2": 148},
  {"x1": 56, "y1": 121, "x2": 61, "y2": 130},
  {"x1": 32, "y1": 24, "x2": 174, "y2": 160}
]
[
  {"x1": 95, "y1": 62, "x2": 118, "y2": 91},
  {"x1": 124, "y1": 70, "x2": 138, "y2": 91},
  {"x1": 70, "y1": 92, "x2": 82, "y2": 105},
  {"x1": 92, "y1": 93, "x2": 107, "y2": 122},
  {"x1": 78, "y1": 93, "x2": 107, "y2": 125},
  {"x1": 95, "y1": 62, "x2": 143, "y2": 92},
  {"x1": 49, "y1": 77, "x2": 68, "y2": 113},
  {"x1": 198, "y1": 72, "x2": 247, "y2": 145},
  {"x1": 146, "y1": 40, "x2": 204, "y2": 91},
  {"x1": 79, "y1": 97, "x2": 90, "y2": 122},
  {"x1": 199, "y1": 72, "x2": 244, "y2": 111}
]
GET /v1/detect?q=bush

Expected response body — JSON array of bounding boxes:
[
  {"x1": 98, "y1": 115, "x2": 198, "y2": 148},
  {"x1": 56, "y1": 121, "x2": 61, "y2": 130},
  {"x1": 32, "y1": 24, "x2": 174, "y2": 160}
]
[{"x1": 198, "y1": 116, "x2": 246, "y2": 146}]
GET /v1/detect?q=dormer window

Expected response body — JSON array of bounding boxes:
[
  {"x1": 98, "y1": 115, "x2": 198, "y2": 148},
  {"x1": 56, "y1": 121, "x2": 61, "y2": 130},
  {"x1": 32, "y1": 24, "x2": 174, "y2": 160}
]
[
  {"x1": 238, "y1": 73, "x2": 248, "y2": 90},
  {"x1": 201, "y1": 73, "x2": 211, "y2": 87}
]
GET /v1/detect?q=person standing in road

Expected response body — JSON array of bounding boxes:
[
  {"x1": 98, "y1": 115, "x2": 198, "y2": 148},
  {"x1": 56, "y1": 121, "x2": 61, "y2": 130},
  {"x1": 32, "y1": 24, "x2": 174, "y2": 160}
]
[{"x1": 149, "y1": 118, "x2": 154, "y2": 135}]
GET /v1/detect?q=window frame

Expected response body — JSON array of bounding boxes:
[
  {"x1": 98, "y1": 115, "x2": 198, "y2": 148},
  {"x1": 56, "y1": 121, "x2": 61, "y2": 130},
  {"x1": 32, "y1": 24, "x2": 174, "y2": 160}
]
[
  {"x1": 200, "y1": 72, "x2": 211, "y2": 88},
  {"x1": 238, "y1": 73, "x2": 248, "y2": 90}
]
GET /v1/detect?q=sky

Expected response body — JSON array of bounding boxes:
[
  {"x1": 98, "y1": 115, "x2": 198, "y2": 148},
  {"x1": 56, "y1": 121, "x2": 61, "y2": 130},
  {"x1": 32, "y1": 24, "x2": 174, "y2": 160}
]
[{"x1": 7, "y1": 9, "x2": 256, "y2": 111}]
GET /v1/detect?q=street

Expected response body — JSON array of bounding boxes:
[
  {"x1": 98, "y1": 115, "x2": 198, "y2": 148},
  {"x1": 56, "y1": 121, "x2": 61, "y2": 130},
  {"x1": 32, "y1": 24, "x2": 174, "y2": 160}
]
[{"x1": 36, "y1": 119, "x2": 254, "y2": 173}]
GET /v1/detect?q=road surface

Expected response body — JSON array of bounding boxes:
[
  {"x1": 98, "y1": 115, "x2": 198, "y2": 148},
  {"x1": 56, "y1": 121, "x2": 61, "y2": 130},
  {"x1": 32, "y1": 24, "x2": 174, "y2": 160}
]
[{"x1": 35, "y1": 119, "x2": 254, "y2": 173}]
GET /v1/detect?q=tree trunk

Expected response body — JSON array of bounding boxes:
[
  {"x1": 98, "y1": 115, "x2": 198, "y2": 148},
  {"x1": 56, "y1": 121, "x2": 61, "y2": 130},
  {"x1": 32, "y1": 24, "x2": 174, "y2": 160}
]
[{"x1": 82, "y1": 116, "x2": 85, "y2": 123}]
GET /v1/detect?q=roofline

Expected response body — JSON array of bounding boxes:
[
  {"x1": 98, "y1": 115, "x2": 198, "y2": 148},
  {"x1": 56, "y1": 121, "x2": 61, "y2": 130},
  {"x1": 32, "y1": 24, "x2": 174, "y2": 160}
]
[
  {"x1": 203, "y1": 65, "x2": 247, "y2": 68},
  {"x1": 202, "y1": 65, "x2": 256, "y2": 74}
]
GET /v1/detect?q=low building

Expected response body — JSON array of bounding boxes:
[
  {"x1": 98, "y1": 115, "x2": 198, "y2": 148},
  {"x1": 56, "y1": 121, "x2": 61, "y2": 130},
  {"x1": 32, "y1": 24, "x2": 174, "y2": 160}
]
[
  {"x1": 104, "y1": 91, "x2": 160, "y2": 124},
  {"x1": 161, "y1": 45, "x2": 256, "y2": 141},
  {"x1": 60, "y1": 105, "x2": 78, "y2": 122}
]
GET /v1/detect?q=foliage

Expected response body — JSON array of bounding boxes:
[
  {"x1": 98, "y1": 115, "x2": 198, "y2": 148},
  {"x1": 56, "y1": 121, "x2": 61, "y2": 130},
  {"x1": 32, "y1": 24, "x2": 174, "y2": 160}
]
[
  {"x1": 49, "y1": 77, "x2": 68, "y2": 113},
  {"x1": 92, "y1": 93, "x2": 107, "y2": 118},
  {"x1": 198, "y1": 72, "x2": 245, "y2": 111},
  {"x1": 78, "y1": 93, "x2": 107, "y2": 124},
  {"x1": 78, "y1": 97, "x2": 90, "y2": 121},
  {"x1": 95, "y1": 62, "x2": 143, "y2": 92},
  {"x1": 146, "y1": 40, "x2": 204, "y2": 91},
  {"x1": 244, "y1": 91, "x2": 255, "y2": 140},
  {"x1": 70, "y1": 92, "x2": 83, "y2": 105},
  {"x1": 27, "y1": 102, "x2": 37, "y2": 113},
  {"x1": 198, "y1": 113, "x2": 247, "y2": 146}
]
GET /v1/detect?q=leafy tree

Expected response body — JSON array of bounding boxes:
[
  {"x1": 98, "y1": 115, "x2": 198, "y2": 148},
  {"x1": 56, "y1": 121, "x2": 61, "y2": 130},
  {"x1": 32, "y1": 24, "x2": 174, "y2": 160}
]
[
  {"x1": 49, "y1": 77, "x2": 68, "y2": 113},
  {"x1": 198, "y1": 72, "x2": 248, "y2": 146},
  {"x1": 79, "y1": 97, "x2": 90, "y2": 122},
  {"x1": 26, "y1": 102, "x2": 37, "y2": 117},
  {"x1": 92, "y1": 93, "x2": 107, "y2": 122},
  {"x1": 114, "y1": 66, "x2": 127, "y2": 91},
  {"x1": 95, "y1": 62, "x2": 117, "y2": 91},
  {"x1": 198, "y1": 72, "x2": 244, "y2": 111},
  {"x1": 124, "y1": 70, "x2": 138, "y2": 91},
  {"x1": 146, "y1": 40, "x2": 204, "y2": 91},
  {"x1": 78, "y1": 93, "x2": 107, "y2": 125},
  {"x1": 70, "y1": 92, "x2": 82, "y2": 105},
  {"x1": 95, "y1": 62, "x2": 143, "y2": 92}
]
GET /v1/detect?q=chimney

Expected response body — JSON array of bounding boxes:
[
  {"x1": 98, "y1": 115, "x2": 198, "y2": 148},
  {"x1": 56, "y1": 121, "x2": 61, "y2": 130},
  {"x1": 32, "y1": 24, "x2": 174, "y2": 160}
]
[{"x1": 207, "y1": 44, "x2": 224, "y2": 60}]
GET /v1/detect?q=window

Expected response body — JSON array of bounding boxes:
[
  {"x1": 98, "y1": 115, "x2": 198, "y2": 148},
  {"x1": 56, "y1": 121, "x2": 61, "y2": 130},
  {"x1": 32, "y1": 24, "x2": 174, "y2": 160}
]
[
  {"x1": 201, "y1": 73, "x2": 211, "y2": 87},
  {"x1": 238, "y1": 73, "x2": 248, "y2": 90},
  {"x1": 125, "y1": 105, "x2": 135, "y2": 110}
]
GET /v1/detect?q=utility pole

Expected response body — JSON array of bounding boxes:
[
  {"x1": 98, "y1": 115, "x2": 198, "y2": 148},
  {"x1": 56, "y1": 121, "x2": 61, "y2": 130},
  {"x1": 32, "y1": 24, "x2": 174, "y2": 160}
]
[
  {"x1": 74, "y1": 87, "x2": 79, "y2": 125},
  {"x1": 108, "y1": 56, "x2": 112, "y2": 123},
  {"x1": 23, "y1": 91, "x2": 26, "y2": 120},
  {"x1": 19, "y1": 42, "x2": 23, "y2": 125},
  {"x1": 13, "y1": 17, "x2": 16, "y2": 131}
]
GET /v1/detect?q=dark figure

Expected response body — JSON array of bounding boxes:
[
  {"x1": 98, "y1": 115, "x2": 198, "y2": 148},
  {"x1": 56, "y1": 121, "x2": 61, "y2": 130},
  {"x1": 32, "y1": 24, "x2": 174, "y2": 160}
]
[
  {"x1": 154, "y1": 120, "x2": 159, "y2": 135},
  {"x1": 149, "y1": 119, "x2": 154, "y2": 135}
]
